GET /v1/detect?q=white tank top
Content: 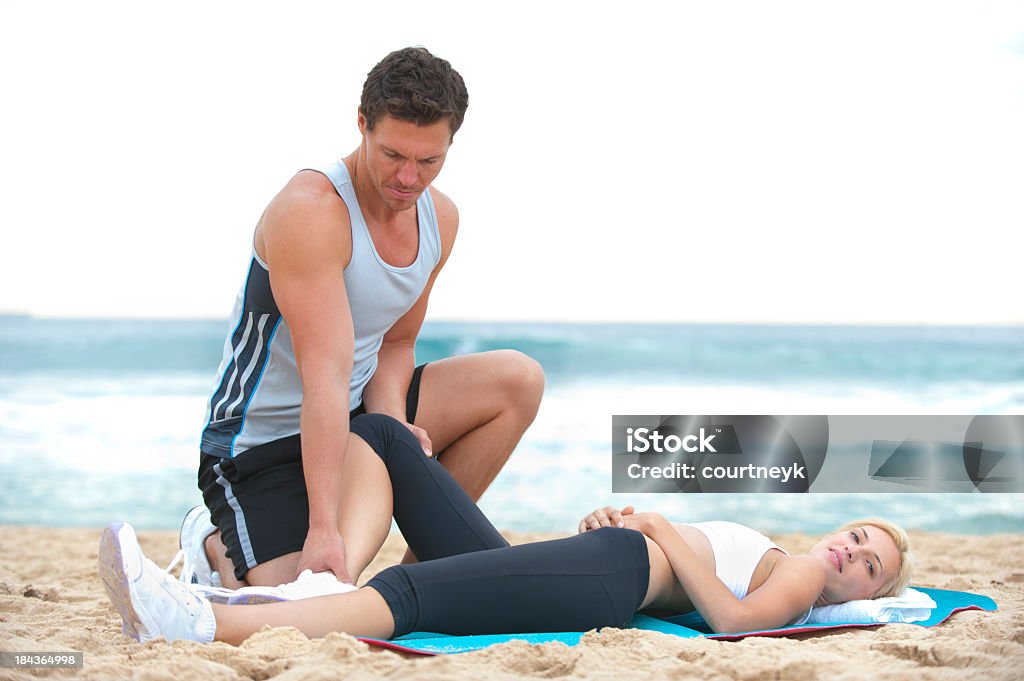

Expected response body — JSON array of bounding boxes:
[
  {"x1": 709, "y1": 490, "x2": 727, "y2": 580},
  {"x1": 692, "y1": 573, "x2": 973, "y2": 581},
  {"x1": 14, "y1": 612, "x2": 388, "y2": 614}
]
[
  {"x1": 688, "y1": 521, "x2": 812, "y2": 626},
  {"x1": 200, "y1": 160, "x2": 442, "y2": 458},
  {"x1": 688, "y1": 521, "x2": 784, "y2": 599}
]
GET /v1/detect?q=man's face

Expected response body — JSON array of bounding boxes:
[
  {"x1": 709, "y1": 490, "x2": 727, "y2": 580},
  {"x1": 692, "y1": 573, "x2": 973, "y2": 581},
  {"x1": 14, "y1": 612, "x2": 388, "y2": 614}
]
[{"x1": 359, "y1": 113, "x2": 452, "y2": 212}]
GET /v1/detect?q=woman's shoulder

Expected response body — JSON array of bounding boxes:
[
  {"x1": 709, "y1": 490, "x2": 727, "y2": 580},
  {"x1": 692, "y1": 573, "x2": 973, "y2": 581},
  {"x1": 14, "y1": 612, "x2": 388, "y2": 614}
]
[{"x1": 771, "y1": 553, "x2": 826, "y2": 585}]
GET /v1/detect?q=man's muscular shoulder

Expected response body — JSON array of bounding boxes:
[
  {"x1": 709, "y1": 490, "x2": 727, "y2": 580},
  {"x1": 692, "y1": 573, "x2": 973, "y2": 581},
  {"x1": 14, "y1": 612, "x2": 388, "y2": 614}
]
[
  {"x1": 283, "y1": 169, "x2": 345, "y2": 204},
  {"x1": 427, "y1": 186, "x2": 459, "y2": 257},
  {"x1": 267, "y1": 170, "x2": 349, "y2": 226},
  {"x1": 256, "y1": 171, "x2": 352, "y2": 267}
]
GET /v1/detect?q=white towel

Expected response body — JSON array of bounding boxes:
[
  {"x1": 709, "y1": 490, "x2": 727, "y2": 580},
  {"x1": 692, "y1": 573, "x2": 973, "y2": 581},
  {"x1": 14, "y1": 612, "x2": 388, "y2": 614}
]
[
  {"x1": 194, "y1": 570, "x2": 358, "y2": 605},
  {"x1": 807, "y1": 587, "x2": 936, "y2": 624}
]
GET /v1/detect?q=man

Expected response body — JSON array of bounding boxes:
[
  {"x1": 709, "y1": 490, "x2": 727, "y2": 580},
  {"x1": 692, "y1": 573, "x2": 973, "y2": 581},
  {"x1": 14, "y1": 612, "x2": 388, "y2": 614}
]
[{"x1": 183, "y1": 47, "x2": 544, "y2": 590}]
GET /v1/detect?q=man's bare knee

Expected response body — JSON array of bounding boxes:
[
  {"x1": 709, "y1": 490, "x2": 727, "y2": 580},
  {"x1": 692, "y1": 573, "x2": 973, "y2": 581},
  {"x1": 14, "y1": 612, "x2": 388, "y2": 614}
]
[
  {"x1": 243, "y1": 552, "x2": 302, "y2": 587},
  {"x1": 494, "y1": 350, "x2": 545, "y2": 416},
  {"x1": 205, "y1": 530, "x2": 247, "y2": 589}
]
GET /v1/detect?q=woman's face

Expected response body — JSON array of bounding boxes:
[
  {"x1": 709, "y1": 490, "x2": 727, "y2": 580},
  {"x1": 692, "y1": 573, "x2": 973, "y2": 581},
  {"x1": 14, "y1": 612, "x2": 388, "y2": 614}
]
[{"x1": 809, "y1": 525, "x2": 901, "y2": 605}]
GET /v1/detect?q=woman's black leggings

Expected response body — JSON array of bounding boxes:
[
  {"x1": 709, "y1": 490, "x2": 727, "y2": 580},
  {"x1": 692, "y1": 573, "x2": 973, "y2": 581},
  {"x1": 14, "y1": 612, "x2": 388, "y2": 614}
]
[{"x1": 350, "y1": 413, "x2": 650, "y2": 638}]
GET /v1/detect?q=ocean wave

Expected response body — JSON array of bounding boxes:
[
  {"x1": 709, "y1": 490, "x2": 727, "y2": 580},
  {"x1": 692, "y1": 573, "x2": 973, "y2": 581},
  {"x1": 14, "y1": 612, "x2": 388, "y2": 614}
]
[{"x1": 1, "y1": 319, "x2": 1021, "y2": 532}]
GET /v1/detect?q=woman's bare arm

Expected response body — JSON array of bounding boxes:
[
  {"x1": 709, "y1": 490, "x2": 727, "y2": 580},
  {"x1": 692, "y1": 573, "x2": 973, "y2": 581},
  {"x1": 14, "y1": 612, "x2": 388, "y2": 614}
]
[{"x1": 628, "y1": 513, "x2": 823, "y2": 633}]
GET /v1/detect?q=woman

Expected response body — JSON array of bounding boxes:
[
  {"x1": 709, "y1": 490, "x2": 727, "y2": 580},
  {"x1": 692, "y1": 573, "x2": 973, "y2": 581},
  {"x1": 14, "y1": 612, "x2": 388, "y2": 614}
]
[{"x1": 99, "y1": 414, "x2": 913, "y2": 645}]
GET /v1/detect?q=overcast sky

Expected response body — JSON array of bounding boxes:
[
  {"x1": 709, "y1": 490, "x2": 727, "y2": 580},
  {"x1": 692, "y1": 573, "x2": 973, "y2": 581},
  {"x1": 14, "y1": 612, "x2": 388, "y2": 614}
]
[{"x1": 2, "y1": 1, "x2": 1022, "y2": 324}]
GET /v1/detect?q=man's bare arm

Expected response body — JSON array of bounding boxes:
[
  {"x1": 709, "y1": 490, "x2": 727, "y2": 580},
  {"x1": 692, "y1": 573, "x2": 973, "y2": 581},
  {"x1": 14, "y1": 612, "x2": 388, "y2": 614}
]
[{"x1": 261, "y1": 173, "x2": 355, "y2": 582}]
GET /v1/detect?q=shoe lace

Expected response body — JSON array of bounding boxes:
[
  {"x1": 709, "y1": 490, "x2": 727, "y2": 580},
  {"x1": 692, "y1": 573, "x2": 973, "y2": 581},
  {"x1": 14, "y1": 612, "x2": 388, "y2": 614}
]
[
  {"x1": 164, "y1": 549, "x2": 194, "y2": 585},
  {"x1": 163, "y1": 551, "x2": 234, "y2": 603}
]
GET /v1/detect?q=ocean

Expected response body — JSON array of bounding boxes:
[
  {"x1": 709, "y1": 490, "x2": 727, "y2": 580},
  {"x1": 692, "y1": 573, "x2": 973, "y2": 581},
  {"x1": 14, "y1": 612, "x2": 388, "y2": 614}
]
[{"x1": 1, "y1": 317, "x2": 1022, "y2": 535}]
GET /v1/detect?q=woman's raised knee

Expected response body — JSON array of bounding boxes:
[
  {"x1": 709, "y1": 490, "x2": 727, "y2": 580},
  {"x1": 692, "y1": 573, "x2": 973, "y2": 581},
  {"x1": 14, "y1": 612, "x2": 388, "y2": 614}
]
[{"x1": 351, "y1": 413, "x2": 424, "y2": 463}]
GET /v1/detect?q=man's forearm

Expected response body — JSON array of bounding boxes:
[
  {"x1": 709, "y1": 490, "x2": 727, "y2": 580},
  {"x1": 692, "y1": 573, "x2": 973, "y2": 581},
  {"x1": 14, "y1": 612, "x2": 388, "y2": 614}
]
[
  {"x1": 299, "y1": 386, "x2": 349, "y2": 530},
  {"x1": 362, "y1": 342, "x2": 417, "y2": 419}
]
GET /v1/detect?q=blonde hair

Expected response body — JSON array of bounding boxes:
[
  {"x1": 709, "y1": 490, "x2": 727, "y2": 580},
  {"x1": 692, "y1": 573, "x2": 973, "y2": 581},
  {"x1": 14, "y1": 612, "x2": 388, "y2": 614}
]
[{"x1": 832, "y1": 518, "x2": 913, "y2": 598}]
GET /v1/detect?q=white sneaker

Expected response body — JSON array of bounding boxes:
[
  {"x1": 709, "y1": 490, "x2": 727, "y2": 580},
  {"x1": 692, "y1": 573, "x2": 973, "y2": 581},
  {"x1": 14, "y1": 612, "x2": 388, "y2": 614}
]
[
  {"x1": 176, "y1": 505, "x2": 221, "y2": 588},
  {"x1": 227, "y1": 569, "x2": 358, "y2": 605},
  {"x1": 99, "y1": 522, "x2": 216, "y2": 643}
]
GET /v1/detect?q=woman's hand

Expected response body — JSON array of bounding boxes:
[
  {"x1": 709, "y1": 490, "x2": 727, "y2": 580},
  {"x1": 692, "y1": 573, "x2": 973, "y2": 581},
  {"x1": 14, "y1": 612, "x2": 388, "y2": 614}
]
[
  {"x1": 620, "y1": 511, "x2": 671, "y2": 538},
  {"x1": 578, "y1": 505, "x2": 635, "y2": 533}
]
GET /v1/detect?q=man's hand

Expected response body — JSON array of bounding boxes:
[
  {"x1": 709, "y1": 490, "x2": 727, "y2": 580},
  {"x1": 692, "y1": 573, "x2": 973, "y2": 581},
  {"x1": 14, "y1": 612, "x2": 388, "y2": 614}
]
[
  {"x1": 402, "y1": 421, "x2": 433, "y2": 457},
  {"x1": 578, "y1": 505, "x2": 635, "y2": 533},
  {"x1": 296, "y1": 526, "x2": 353, "y2": 584}
]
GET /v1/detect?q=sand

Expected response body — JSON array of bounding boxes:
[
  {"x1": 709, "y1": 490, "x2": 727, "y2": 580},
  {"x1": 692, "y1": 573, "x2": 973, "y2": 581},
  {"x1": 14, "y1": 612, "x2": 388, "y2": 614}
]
[{"x1": 1, "y1": 526, "x2": 1022, "y2": 680}]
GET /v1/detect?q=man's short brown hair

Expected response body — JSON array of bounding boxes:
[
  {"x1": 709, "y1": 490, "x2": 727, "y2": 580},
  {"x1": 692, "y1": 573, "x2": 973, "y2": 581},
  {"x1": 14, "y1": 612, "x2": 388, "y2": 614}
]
[{"x1": 359, "y1": 47, "x2": 469, "y2": 140}]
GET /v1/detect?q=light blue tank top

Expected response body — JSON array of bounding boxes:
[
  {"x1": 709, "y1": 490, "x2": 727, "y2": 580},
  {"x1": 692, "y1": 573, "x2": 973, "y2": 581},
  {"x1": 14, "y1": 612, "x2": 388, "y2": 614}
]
[{"x1": 200, "y1": 160, "x2": 442, "y2": 458}]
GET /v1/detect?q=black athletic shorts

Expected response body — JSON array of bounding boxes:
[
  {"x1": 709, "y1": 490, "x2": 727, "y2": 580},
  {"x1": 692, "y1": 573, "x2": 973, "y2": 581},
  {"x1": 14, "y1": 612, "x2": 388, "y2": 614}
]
[{"x1": 198, "y1": 364, "x2": 428, "y2": 581}]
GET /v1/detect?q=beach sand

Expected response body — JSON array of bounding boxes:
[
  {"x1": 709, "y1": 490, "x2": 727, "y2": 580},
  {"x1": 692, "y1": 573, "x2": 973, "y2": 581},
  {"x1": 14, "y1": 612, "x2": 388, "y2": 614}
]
[{"x1": 1, "y1": 526, "x2": 1022, "y2": 680}]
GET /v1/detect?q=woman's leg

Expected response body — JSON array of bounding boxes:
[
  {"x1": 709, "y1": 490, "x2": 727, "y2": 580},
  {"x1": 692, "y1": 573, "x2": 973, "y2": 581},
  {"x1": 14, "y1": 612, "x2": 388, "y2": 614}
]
[
  {"x1": 100, "y1": 521, "x2": 396, "y2": 645},
  {"x1": 212, "y1": 588, "x2": 395, "y2": 645},
  {"x1": 101, "y1": 523, "x2": 648, "y2": 644},
  {"x1": 197, "y1": 412, "x2": 505, "y2": 592},
  {"x1": 350, "y1": 414, "x2": 509, "y2": 561},
  {"x1": 331, "y1": 433, "x2": 395, "y2": 581},
  {"x1": 214, "y1": 527, "x2": 649, "y2": 644},
  {"x1": 369, "y1": 527, "x2": 650, "y2": 637},
  {"x1": 200, "y1": 430, "x2": 396, "y2": 588},
  {"x1": 237, "y1": 412, "x2": 507, "y2": 586}
]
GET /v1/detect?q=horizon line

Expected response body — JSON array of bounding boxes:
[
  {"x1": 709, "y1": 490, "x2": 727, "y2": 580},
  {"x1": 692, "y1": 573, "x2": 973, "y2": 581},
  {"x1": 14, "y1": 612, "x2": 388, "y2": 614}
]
[{"x1": 3, "y1": 313, "x2": 1022, "y2": 330}]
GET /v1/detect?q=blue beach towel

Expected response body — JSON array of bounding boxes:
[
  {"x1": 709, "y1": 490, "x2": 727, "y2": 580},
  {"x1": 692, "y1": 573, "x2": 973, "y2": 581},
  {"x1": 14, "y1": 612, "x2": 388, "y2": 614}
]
[{"x1": 359, "y1": 587, "x2": 997, "y2": 655}]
